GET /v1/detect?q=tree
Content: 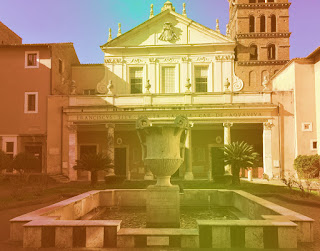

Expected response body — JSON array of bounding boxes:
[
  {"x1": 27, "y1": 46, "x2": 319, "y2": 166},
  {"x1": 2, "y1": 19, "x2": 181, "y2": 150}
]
[
  {"x1": 73, "y1": 153, "x2": 112, "y2": 186},
  {"x1": 0, "y1": 150, "x2": 11, "y2": 171},
  {"x1": 11, "y1": 152, "x2": 40, "y2": 174},
  {"x1": 223, "y1": 141, "x2": 259, "y2": 185}
]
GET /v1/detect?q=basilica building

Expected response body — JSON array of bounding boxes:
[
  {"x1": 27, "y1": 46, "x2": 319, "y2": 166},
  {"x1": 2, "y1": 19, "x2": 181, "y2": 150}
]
[{"x1": 1, "y1": 0, "x2": 308, "y2": 182}]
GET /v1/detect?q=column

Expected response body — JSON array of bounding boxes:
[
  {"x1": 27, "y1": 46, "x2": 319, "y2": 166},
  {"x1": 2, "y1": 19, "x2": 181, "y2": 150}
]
[
  {"x1": 184, "y1": 129, "x2": 194, "y2": 180},
  {"x1": 223, "y1": 122, "x2": 233, "y2": 175},
  {"x1": 68, "y1": 123, "x2": 78, "y2": 181},
  {"x1": 263, "y1": 122, "x2": 273, "y2": 179},
  {"x1": 106, "y1": 124, "x2": 115, "y2": 176}
]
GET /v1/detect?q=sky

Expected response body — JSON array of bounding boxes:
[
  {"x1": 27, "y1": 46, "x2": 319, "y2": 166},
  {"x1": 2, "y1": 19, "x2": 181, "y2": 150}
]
[{"x1": 1, "y1": 0, "x2": 319, "y2": 64}]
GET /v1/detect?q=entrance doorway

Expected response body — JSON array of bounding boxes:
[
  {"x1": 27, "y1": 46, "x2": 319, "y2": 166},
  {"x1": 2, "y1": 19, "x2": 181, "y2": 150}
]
[
  {"x1": 210, "y1": 147, "x2": 225, "y2": 176},
  {"x1": 114, "y1": 147, "x2": 127, "y2": 176},
  {"x1": 25, "y1": 145, "x2": 42, "y2": 173},
  {"x1": 79, "y1": 145, "x2": 97, "y2": 180}
]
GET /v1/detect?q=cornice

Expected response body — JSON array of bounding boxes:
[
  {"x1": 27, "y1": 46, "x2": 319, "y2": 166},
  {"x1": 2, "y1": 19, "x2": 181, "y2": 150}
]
[
  {"x1": 236, "y1": 3, "x2": 291, "y2": 9},
  {"x1": 237, "y1": 32, "x2": 291, "y2": 39},
  {"x1": 237, "y1": 60, "x2": 289, "y2": 66}
]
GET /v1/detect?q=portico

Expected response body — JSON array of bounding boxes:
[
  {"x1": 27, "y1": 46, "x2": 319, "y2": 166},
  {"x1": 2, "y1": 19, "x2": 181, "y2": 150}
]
[{"x1": 61, "y1": 95, "x2": 277, "y2": 181}]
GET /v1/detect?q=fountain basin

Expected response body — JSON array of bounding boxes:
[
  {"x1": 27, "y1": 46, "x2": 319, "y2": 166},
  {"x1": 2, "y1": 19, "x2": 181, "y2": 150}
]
[{"x1": 10, "y1": 189, "x2": 314, "y2": 249}]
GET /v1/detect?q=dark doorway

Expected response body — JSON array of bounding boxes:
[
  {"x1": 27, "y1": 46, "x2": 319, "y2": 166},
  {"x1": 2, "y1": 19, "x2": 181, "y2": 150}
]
[
  {"x1": 79, "y1": 145, "x2": 97, "y2": 180},
  {"x1": 25, "y1": 145, "x2": 42, "y2": 173},
  {"x1": 115, "y1": 148, "x2": 126, "y2": 176},
  {"x1": 211, "y1": 147, "x2": 224, "y2": 176}
]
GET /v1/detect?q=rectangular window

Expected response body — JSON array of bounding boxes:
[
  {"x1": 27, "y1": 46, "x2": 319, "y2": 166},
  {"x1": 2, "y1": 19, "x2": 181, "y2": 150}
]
[
  {"x1": 25, "y1": 51, "x2": 39, "y2": 68},
  {"x1": 195, "y1": 66, "x2": 208, "y2": 92},
  {"x1": 24, "y1": 92, "x2": 38, "y2": 113},
  {"x1": 302, "y1": 122, "x2": 313, "y2": 132},
  {"x1": 311, "y1": 140, "x2": 317, "y2": 151},
  {"x1": 162, "y1": 66, "x2": 176, "y2": 93},
  {"x1": 2, "y1": 136, "x2": 17, "y2": 163},
  {"x1": 59, "y1": 59, "x2": 63, "y2": 74},
  {"x1": 130, "y1": 67, "x2": 143, "y2": 94}
]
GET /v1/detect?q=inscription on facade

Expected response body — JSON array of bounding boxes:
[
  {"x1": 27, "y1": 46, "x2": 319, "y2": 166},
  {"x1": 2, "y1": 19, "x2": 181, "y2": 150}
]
[{"x1": 74, "y1": 112, "x2": 264, "y2": 122}]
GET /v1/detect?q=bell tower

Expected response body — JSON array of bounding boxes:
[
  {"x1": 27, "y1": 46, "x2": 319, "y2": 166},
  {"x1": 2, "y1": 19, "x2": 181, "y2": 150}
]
[{"x1": 227, "y1": 0, "x2": 291, "y2": 91}]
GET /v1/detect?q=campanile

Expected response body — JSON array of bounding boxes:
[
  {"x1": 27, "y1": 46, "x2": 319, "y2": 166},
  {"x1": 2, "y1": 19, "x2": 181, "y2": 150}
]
[{"x1": 227, "y1": 0, "x2": 291, "y2": 90}]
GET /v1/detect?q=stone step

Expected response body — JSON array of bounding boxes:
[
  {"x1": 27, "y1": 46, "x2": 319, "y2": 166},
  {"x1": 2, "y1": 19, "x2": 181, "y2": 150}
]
[{"x1": 49, "y1": 174, "x2": 70, "y2": 183}]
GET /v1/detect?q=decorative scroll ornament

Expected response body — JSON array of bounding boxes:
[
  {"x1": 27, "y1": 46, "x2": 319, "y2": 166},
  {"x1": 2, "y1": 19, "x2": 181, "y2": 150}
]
[
  {"x1": 96, "y1": 69, "x2": 108, "y2": 94},
  {"x1": 130, "y1": 58, "x2": 144, "y2": 64},
  {"x1": 232, "y1": 73, "x2": 244, "y2": 92},
  {"x1": 159, "y1": 22, "x2": 178, "y2": 42}
]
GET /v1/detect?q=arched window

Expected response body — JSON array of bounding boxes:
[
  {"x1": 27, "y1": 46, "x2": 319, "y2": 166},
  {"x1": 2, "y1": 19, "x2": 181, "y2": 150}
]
[
  {"x1": 249, "y1": 16, "x2": 255, "y2": 32},
  {"x1": 271, "y1": 15, "x2": 276, "y2": 32},
  {"x1": 260, "y1": 15, "x2": 266, "y2": 32},
  {"x1": 268, "y1": 44, "x2": 276, "y2": 60},
  {"x1": 250, "y1": 44, "x2": 258, "y2": 60},
  {"x1": 249, "y1": 71, "x2": 257, "y2": 86},
  {"x1": 249, "y1": 0, "x2": 256, "y2": 3},
  {"x1": 258, "y1": 0, "x2": 265, "y2": 2},
  {"x1": 268, "y1": 0, "x2": 274, "y2": 2}
]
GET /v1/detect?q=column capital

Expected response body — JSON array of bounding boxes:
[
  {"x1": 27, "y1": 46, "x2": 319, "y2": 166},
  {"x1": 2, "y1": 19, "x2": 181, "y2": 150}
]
[
  {"x1": 223, "y1": 122, "x2": 233, "y2": 128},
  {"x1": 263, "y1": 122, "x2": 274, "y2": 130},
  {"x1": 67, "y1": 122, "x2": 77, "y2": 133}
]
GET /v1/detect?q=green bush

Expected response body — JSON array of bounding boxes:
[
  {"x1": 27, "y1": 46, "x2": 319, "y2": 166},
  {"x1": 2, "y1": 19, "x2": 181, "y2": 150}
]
[{"x1": 294, "y1": 155, "x2": 320, "y2": 179}]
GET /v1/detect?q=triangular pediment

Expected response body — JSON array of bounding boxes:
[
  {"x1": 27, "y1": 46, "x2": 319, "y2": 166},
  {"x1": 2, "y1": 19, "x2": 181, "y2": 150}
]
[{"x1": 101, "y1": 10, "x2": 234, "y2": 49}]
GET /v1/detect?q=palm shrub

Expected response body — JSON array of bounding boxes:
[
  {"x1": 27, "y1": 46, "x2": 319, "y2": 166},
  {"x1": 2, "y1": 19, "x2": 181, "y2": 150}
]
[
  {"x1": 223, "y1": 141, "x2": 259, "y2": 185},
  {"x1": 73, "y1": 153, "x2": 112, "y2": 186}
]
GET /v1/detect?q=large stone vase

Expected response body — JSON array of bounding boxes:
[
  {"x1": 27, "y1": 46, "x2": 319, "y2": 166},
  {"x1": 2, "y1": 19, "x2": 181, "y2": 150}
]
[{"x1": 136, "y1": 116, "x2": 189, "y2": 186}]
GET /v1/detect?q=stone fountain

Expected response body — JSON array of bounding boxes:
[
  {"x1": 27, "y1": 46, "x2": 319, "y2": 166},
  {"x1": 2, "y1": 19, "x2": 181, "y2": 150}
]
[{"x1": 136, "y1": 115, "x2": 190, "y2": 228}]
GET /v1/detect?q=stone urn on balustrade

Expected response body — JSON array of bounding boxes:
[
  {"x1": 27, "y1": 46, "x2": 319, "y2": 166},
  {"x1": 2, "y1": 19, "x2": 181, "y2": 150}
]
[{"x1": 136, "y1": 115, "x2": 190, "y2": 227}]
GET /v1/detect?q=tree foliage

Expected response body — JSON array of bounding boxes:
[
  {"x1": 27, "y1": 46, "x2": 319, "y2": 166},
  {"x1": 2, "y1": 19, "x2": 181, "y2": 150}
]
[
  {"x1": 0, "y1": 150, "x2": 11, "y2": 171},
  {"x1": 223, "y1": 141, "x2": 259, "y2": 185},
  {"x1": 294, "y1": 155, "x2": 320, "y2": 179},
  {"x1": 74, "y1": 153, "x2": 112, "y2": 186},
  {"x1": 11, "y1": 152, "x2": 40, "y2": 174}
]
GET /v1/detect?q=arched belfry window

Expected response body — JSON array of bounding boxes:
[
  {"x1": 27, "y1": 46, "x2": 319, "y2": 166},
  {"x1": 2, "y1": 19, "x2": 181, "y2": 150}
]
[
  {"x1": 249, "y1": 16, "x2": 255, "y2": 32},
  {"x1": 271, "y1": 15, "x2": 276, "y2": 32},
  {"x1": 260, "y1": 15, "x2": 266, "y2": 32},
  {"x1": 268, "y1": 44, "x2": 276, "y2": 60},
  {"x1": 250, "y1": 44, "x2": 258, "y2": 60}
]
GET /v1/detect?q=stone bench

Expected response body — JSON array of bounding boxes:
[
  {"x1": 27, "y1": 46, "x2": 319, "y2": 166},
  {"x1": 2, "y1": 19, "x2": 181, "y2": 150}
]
[
  {"x1": 117, "y1": 228, "x2": 199, "y2": 248},
  {"x1": 197, "y1": 219, "x2": 297, "y2": 249},
  {"x1": 23, "y1": 220, "x2": 121, "y2": 249}
]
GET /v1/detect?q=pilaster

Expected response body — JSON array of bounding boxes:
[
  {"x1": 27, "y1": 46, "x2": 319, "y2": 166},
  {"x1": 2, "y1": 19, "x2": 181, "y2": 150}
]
[
  {"x1": 263, "y1": 122, "x2": 274, "y2": 178},
  {"x1": 223, "y1": 123, "x2": 233, "y2": 175},
  {"x1": 68, "y1": 122, "x2": 78, "y2": 181}
]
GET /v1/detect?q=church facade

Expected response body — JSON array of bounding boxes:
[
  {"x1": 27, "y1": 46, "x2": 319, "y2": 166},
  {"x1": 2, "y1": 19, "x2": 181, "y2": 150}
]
[{"x1": 2, "y1": 0, "x2": 307, "y2": 182}]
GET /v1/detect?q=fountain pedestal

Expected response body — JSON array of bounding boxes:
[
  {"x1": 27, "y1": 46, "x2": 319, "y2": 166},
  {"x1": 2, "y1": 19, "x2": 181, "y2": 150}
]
[
  {"x1": 137, "y1": 116, "x2": 189, "y2": 228},
  {"x1": 146, "y1": 185, "x2": 180, "y2": 228}
]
